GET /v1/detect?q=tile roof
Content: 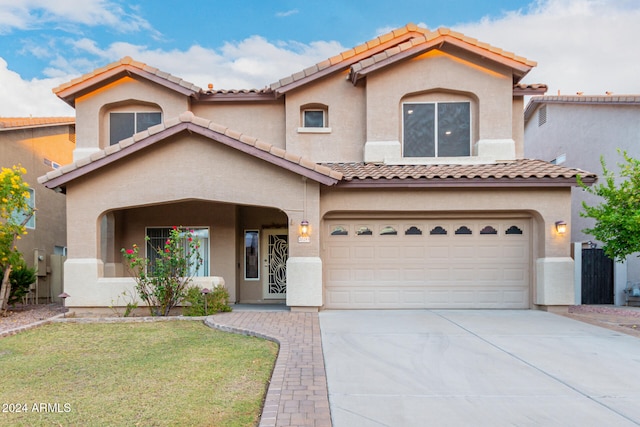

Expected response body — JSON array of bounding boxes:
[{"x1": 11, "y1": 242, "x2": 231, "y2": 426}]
[
  {"x1": 38, "y1": 111, "x2": 342, "y2": 190},
  {"x1": 325, "y1": 160, "x2": 596, "y2": 187},
  {"x1": 0, "y1": 117, "x2": 75, "y2": 130},
  {"x1": 524, "y1": 94, "x2": 640, "y2": 121},
  {"x1": 270, "y1": 24, "x2": 537, "y2": 94},
  {"x1": 53, "y1": 57, "x2": 201, "y2": 107}
]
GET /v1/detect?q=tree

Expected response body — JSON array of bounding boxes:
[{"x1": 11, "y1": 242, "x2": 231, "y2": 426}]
[
  {"x1": 578, "y1": 151, "x2": 640, "y2": 262},
  {"x1": 0, "y1": 165, "x2": 34, "y2": 313}
]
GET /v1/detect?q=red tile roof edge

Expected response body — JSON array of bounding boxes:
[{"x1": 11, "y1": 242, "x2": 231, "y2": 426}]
[
  {"x1": 524, "y1": 94, "x2": 640, "y2": 121},
  {"x1": 0, "y1": 117, "x2": 75, "y2": 130},
  {"x1": 38, "y1": 112, "x2": 341, "y2": 189}
]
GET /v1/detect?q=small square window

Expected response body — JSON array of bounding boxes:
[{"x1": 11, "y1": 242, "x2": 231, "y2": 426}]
[{"x1": 303, "y1": 110, "x2": 325, "y2": 128}]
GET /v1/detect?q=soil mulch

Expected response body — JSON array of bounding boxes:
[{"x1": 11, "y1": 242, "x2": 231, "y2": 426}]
[{"x1": 0, "y1": 303, "x2": 66, "y2": 334}]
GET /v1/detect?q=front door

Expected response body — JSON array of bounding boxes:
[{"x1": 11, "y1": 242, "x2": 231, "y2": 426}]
[{"x1": 262, "y1": 229, "x2": 288, "y2": 299}]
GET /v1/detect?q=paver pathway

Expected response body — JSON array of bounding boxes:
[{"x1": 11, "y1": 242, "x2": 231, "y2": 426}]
[{"x1": 206, "y1": 310, "x2": 331, "y2": 427}]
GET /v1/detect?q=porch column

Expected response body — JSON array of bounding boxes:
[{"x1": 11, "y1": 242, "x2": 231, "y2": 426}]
[{"x1": 285, "y1": 180, "x2": 322, "y2": 310}]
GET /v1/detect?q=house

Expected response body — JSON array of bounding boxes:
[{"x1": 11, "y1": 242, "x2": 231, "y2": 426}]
[
  {"x1": 1, "y1": 117, "x2": 74, "y2": 302},
  {"x1": 524, "y1": 94, "x2": 640, "y2": 305},
  {"x1": 38, "y1": 24, "x2": 596, "y2": 311}
]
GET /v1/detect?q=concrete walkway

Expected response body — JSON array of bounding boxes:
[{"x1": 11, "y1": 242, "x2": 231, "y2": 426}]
[
  {"x1": 206, "y1": 310, "x2": 331, "y2": 427},
  {"x1": 320, "y1": 310, "x2": 640, "y2": 427}
]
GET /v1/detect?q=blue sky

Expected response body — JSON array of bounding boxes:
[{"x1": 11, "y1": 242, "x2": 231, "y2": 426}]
[{"x1": 1, "y1": 0, "x2": 639, "y2": 116}]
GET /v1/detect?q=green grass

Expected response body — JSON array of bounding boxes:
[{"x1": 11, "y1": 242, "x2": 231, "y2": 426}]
[{"x1": 0, "y1": 321, "x2": 278, "y2": 426}]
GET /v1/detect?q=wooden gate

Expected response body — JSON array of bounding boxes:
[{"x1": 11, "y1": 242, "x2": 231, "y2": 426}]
[{"x1": 581, "y1": 248, "x2": 614, "y2": 304}]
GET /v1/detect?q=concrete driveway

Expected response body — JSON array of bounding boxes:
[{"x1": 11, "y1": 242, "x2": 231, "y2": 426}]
[{"x1": 319, "y1": 310, "x2": 640, "y2": 426}]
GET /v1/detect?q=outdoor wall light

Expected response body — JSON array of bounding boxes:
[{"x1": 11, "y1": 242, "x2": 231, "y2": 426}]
[
  {"x1": 555, "y1": 221, "x2": 567, "y2": 234},
  {"x1": 298, "y1": 220, "x2": 310, "y2": 243}
]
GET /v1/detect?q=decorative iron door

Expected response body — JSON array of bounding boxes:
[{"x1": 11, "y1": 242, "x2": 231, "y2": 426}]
[{"x1": 262, "y1": 229, "x2": 288, "y2": 298}]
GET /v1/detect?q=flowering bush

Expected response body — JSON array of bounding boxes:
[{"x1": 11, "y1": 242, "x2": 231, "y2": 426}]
[{"x1": 121, "y1": 226, "x2": 202, "y2": 316}]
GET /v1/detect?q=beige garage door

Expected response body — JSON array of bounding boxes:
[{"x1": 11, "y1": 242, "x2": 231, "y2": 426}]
[{"x1": 324, "y1": 218, "x2": 531, "y2": 309}]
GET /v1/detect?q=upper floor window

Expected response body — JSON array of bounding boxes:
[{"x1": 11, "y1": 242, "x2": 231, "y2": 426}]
[
  {"x1": 403, "y1": 102, "x2": 470, "y2": 157},
  {"x1": 298, "y1": 104, "x2": 331, "y2": 133},
  {"x1": 110, "y1": 112, "x2": 162, "y2": 145},
  {"x1": 303, "y1": 110, "x2": 325, "y2": 128}
]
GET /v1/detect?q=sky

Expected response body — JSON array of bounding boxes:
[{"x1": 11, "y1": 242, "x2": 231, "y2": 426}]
[{"x1": 1, "y1": 0, "x2": 639, "y2": 117}]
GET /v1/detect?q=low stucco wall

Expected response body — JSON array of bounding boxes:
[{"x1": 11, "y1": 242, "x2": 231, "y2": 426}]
[{"x1": 63, "y1": 258, "x2": 225, "y2": 307}]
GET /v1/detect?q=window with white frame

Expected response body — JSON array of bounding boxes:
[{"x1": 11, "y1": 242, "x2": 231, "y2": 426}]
[
  {"x1": 145, "y1": 227, "x2": 209, "y2": 276},
  {"x1": 303, "y1": 110, "x2": 325, "y2": 128},
  {"x1": 110, "y1": 112, "x2": 162, "y2": 145},
  {"x1": 403, "y1": 102, "x2": 471, "y2": 157},
  {"x1": 298, "y1": 104, "x2": 330, "y2": 133}
]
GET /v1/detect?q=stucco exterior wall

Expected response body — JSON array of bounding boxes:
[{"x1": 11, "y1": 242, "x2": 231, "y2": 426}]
[
  {"x1": 284, "y1": 73, "x2": 366, "y2": 163},
  {"x1": 365, "y1": 50, "x2": 514, "y2": 144},
  {"x1": 320, "y1": 187, "x2": 572, "y2": 258},
  {"x1": 525, "y1": 102, "x2": 640, "y2": 282},
  {"x1": 0, "y1": 125, "x2": 72, "y2": 298},
  {"x1": 74, "y1": 76, "x2": 189, "y2": 160},
  {"x1": 192, "y1": 101, "x2": 286, "y2": 149},
  {"x1": 63, "y1": 132, "x2": 324, "y2": 307}
]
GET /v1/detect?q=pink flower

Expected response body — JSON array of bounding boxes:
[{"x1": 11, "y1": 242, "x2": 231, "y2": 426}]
[
  {"x1": 172, "y1": 226, "x2": 177, "y2": 230},
  {"x1": 165, "y1": 248, "x2": 170, "y2": 253},
  {"x1": 126, "y1": 249, "x2": 134, "y2": 255},
  {"x1": 188, "y1": 237, "x2": 193, "y2": 242}
]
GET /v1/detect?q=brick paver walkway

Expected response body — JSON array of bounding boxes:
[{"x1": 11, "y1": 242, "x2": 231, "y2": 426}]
[{"x1": 205, "y1": 311, "x2": 332, "y2": 427}]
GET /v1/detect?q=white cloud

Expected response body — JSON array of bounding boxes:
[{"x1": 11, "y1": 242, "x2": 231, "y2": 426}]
[
  {"x1": 0, "y1": 58, "x2": 74, "y2": 116},
  {"x1": 455, "y1": 0, "x2": 640, "y2": 96},
  {"x1": 3, "y1": 0, "x2": 640, "y2": 118},
  {"x1": 276, "y1": 9, "x2": 299, "y2": 18},
  {"x1": 0, "y1": 0, "x2": 157, "y2": 35}
]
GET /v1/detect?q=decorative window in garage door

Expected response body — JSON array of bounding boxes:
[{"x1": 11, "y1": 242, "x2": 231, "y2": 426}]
[
  {"x1": 506, "y1": 225, "x2": 523, "y2": 235},
  {"x1": 455, "y1": 226, "x2": 473, "y2": 235},
  {"x1": 380, "y1": 226, "x2": 398, "y2": 235},
  {"x1": 330, "y1": 225, "x2": 348, "y2": 236},
  {"x1": 480, "y1": 226, "x2": 498, "y2": 235},
  {"x1": 430, "y1": 226, "x2": 447, "y2": 235},
  {"x1": 405, "y1": 226, "x2": 422, "y2": 235},
  {"x1": 356, "y1": 226, "x2": 373, "y2": 236}
]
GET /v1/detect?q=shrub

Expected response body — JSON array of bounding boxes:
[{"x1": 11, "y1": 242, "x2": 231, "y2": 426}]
[
  {"x1": 183, "y1": 284, "x2": 232, "y2": 316},
  {"x1": 0, "y1": 260, "x2": 36, "y2": 306}
]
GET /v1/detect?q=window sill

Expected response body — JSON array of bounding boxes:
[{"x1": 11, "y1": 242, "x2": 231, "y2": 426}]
[{"x1": 297, "y1": 127, "x2": 332, "y2": 134}]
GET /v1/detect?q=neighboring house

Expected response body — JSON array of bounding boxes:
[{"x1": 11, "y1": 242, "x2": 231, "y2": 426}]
[
  {"x1": 524, "y1": 94, "x2": 640, "y2": 305},
  {"x1": 0, "y1": 117, "x2": 75, "y2": 302},
  {"x1": 38, "y1": 24, "x2": 596, "y2": 311}
]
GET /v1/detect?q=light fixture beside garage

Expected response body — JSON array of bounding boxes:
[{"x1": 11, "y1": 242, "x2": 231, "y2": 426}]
[
  {"x1": 555, "y1": 221, "x2": 567, "y2": 234},
  {"x1": 299, "y1": 220, "x2": 310, "y2": 243}
]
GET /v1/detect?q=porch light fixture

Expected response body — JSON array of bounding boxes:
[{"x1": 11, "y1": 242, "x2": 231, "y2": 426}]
[
  {"x1": 555, "y1": 221, "x2": 567, "y2": 235},
  {"x1": 298, "y1": 220, "x2": 310, "y2": 243}
]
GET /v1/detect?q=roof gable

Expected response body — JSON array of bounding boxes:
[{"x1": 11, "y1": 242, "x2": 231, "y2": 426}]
[
  {"x1": 53, "y1": 57, "x2": 201, "y2": 107},
  {"x1": 38, "y1": 111, "x2": 342, "y2": 191},
  {"x1": 270, "y1": 24, "x2": 537, "y2": 95}
]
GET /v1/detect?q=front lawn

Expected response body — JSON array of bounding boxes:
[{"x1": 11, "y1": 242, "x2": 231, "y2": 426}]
[{"x1": 0, "y1": 321, "x2": 277, "y2": 426}]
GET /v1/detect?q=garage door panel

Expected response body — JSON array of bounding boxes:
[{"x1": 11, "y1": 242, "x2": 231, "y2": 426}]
[
  {"x1": 451, "y1": 245, "x2": 476, "y2": 259},
  {"x1": 353, "y1": 246, "x2": 375, "y2": 259},
  {"x1": 325, "y1": 218, "x2": 530, "y2": 309}
]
